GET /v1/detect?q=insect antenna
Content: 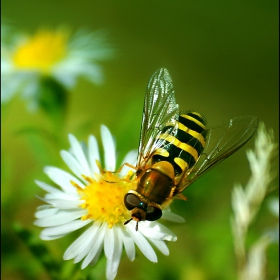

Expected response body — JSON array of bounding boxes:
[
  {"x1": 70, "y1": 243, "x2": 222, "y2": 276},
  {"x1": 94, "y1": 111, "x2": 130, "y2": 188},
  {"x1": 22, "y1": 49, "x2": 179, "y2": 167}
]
[
  {"x1": 124, "y1": 218, "x2": 139, "y2": 231},
  {"x1": 124, "y1": 218, "x2": 132, "y2": 225}
]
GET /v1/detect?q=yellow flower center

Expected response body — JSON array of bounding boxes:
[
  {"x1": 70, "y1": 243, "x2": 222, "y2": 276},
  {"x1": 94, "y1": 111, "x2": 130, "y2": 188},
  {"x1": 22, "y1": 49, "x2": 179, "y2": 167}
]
[
  {"x1": 72, "y1": 167, "x2": 137, "y2": 229},
  {"x1": 12, "y1": 29, "x2": 68, "y2": 73}
]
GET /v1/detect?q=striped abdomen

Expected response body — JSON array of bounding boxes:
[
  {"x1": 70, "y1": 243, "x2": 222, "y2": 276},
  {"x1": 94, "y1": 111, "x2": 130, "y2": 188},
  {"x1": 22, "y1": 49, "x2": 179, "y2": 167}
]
[{"x1": 152, "y1": 112, "x2": 206, "y2": 175}]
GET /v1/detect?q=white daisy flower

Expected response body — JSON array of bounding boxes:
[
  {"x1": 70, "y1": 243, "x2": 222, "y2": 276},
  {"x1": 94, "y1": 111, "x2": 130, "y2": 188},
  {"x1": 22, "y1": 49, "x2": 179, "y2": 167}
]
[
  {"x1": 34, "y1": 125, "x2": 184, "y2": 280},
  {"x1": 1, "y1": 27, "x2": 114, "y2": 110}
]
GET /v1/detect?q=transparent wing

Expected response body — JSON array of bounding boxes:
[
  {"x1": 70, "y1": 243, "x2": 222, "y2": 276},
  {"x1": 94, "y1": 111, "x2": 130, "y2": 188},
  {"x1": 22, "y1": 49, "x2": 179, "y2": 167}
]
[
  {"x1": 176, "y1": 115, "x2": 258, "y2": 193},
  {"x1": 137, "y1": 68, "x2": 180, "y2": 169}
]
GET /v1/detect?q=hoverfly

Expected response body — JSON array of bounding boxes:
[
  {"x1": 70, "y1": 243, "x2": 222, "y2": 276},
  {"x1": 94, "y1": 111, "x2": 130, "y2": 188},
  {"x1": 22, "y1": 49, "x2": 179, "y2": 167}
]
[{"x1": 124, "y1": 68, "x2": 258, "y2": 230}]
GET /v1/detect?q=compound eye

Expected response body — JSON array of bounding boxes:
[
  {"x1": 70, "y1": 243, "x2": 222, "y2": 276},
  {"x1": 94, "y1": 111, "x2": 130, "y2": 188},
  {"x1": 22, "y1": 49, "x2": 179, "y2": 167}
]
[
  {"x1": 146, "y1": 206, "x2": 162, "y2": 221},
  {"x1": 124, "y1": 193, "x2": 140, "y2": 210}
]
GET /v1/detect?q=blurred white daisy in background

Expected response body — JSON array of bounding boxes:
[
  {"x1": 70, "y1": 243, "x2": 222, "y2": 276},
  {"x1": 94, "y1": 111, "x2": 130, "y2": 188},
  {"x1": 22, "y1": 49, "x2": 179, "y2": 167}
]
[
  {"x1": 1, "y1": 26, "x2": 114, "y2": 111},
  {"x1": 34, "y1": 125, "x2": 185, "y2": 280}
]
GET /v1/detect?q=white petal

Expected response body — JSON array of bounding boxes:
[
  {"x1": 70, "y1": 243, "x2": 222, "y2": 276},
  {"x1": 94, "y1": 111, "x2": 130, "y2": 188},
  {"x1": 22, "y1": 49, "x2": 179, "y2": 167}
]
[
  {"x1": 104, "y1": 226, "x2": 115, "y2": 259},
  {"x1": 1, "y1": 78, "x2": 18, "y2": 102},
  {"x1": 60, "y1": 150, "x2": 87, "y2": 183},
  {"x1": 88, "y1": 135, "x2": 101, "y2": 174},
  {"x1": 148, "y1": 239, "x2": 169, "y2": 256},
  {"x1": 74, "y1": 233, "x2": 100, "y2": 263},
  {"x1": 121, "y1": 150, "x2": 138, "y2": 166},
  {"x1": 44, "y1": 191, "x2": 78, "y2": 200},
  {"x1": 140, "y1": 222, "x2": 177, "y2": 242},
  {"x1": 64, "y1": 222, "x2": 101, "y2": 260},
  {"x1": 119, "y1": 150, "x2": 137, "y2": 176},
  {"x1": 87, "y1": 242, "x2": 103, "y2": 267},
  {"x1": 40, "y1": 219, "x2": 91, "y2": 237},
  {"x1": 106, "y1": 263, "x2": 118, "y2": 280},
  {"x1": 68, "y1": 134, "x2": 91, "y2": 176},
  {"x1": 35, "y1": 180, "x2": 62, "y2": 195},
  {"x1": 35, "y1": 206, "x2": 58, "y2": 218},
  {"x1": 44, "y1": 166, "x2": 83, "y2": 193},
  {"x1": 121, "y1": 225, "x2": 135, "y2": 261},
  {"x1": 161, "y1": 210, "x2": 186, "y2": 223},
  {"x1": 101, "y1": 125, "x2": 116, "y2": 171},
  {"x1": 108, "y1": 226, "x2": 123, "y2": 273},
  {"x1": 38, "y1": 196, "x2": 81, "y2": 209},
  {"x1": 40, "y1": 232, "x2": 68, "y2": 240},
  {"x1": 34, "y1": 209, "x2": 86, "y2": 227},
  {"x1": 81, "y1": 222, "x2": 106, "y2": 268},
  {"x1": 106, "y1": 228, "x2": 121, "y2": 280},
  {"x1": 127, "y1": 223, "x2": 157, "y2": 263},
  {"x1": 53, "y1": 68, "x2": 76, "y2": 88},
  {"x1": 21, "y1": 73, "x2": 40, "y2": 99},
  {"x1": 139, "y1": 226, "x2": 169, "y2": 240}
]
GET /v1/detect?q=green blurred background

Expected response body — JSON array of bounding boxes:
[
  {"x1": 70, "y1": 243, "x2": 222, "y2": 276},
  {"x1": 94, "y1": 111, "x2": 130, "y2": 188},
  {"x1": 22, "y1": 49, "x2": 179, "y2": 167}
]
[{"x1": 1, "y1": 1, "x2": 278, "y2": 280}]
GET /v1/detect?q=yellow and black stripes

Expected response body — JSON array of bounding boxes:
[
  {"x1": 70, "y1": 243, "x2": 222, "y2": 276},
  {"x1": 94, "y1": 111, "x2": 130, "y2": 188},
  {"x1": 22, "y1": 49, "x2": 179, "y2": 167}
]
[{"x1": 152, "y1": 111, "x2": 206, "y2": 175}]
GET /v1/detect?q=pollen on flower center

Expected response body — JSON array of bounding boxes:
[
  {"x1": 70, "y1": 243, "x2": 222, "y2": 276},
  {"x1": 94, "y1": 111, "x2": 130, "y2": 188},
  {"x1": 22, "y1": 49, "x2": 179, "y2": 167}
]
[
  {"x1": 73, "y1": 170, "x2": 136, "y2": 229},
  {"x1": 12, "y1": 29, "x2": 68, "y2": 72}
]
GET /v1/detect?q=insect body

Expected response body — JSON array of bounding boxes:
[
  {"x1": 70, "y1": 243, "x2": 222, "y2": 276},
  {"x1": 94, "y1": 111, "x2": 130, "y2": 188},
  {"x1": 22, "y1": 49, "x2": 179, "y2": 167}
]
[
  {"x1": 152, "y1": 112, "x2": 207, "y2": 176},
  {"x1": 124, "y1": 68, "x2": 258, "y2": 230}
]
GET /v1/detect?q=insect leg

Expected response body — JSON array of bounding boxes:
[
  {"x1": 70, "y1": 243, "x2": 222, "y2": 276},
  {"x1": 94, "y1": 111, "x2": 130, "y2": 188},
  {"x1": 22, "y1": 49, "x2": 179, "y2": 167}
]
[{"x1": 116, "y1": 162, "x2": 137, "y2": 173}]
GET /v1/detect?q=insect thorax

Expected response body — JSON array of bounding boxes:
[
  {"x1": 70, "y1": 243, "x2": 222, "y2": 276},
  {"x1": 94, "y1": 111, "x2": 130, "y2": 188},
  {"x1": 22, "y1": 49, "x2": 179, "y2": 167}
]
[{"x1": 136, "y1": 165, "x2": 175, "y2": 205}]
